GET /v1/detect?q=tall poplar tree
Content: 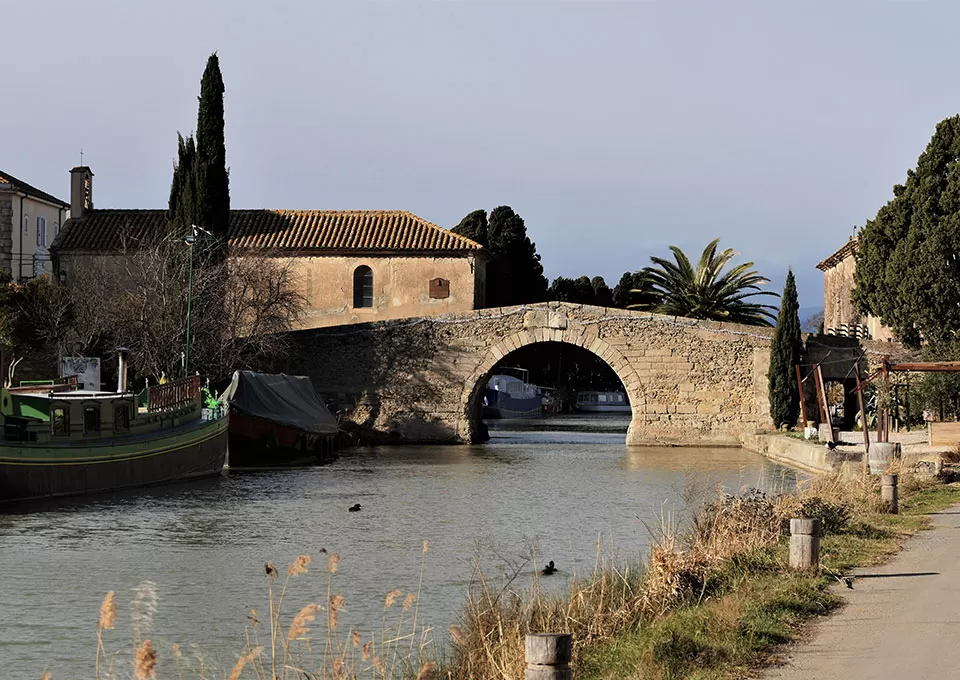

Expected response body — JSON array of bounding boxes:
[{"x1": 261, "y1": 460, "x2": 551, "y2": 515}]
[{"x1": 768, "y1": 270, "x2": 802, "y2": 428}]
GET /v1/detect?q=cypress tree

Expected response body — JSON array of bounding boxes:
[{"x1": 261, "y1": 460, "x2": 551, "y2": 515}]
[
  {"x1": 451, "y1": 209, "x2": 489, "y2": 247},
  {"x1": 768, "y1": 270, "x2": 802, "y2": 428},
  {"x1": 854, "y1": 115, "x2": 960, "y2": 347},
  {"x1": 590, "y1": 276, "x2": 613, "y2": 307},
  {"x1": 195, "y1": 53, "x2": 230, "y2": 248},
  {"x1": 485, "y1": 206, "x2": 548, "y2": 307},
  {"x1": 169, "y1": 133, "x2": 198, "y2": 229},
  {"x1": 612, "y1": 272, "x2": 636, "y2": 308}
]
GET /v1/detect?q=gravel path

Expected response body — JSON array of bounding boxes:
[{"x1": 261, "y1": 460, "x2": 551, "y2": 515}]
[{"x1": 765, "y1": 507, "x2": 960, "y2": 680}]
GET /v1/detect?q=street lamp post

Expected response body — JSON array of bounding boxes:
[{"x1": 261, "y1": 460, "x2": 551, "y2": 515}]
[
  {"x1": 182, "y1": 224, "x2": 213, "y2": 377},
  {"x1": 184, "y1": 227, "x2": 197, "y2": 377}
]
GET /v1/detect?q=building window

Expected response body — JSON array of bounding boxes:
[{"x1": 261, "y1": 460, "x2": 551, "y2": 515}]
[
  {"x1": 52, "y1": 407, "x2": 69, "y2": 436},
  {"x1": 37, "y1": 217, "x2": 46, "y2": 246},
  {"x1": 83, "y1": 406, "x2": 101, "y2": 434},
  {"x1": 23, "y1": 214, "x2": 29, "y2": 233},
  {"x1": 353, "y1": 265, "x2": 374, "y2": 308}
]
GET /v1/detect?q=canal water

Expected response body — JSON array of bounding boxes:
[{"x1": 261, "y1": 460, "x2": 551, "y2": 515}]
[{"x1": 0, "y1": 416, "x2": 801, "y2": 678}]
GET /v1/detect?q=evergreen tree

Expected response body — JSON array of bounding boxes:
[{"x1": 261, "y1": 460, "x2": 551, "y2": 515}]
[
  {"x1": 484, "y1": 206, "x2": 548, "y2": 307},
  {"x1": 572, "y1": 276, "x2": 595, "y2": 305},
  {"x1": 195, "y1": 53, "x2": 230, "y2": 246},
  {"x1": 590, "y1": 276, "x2": 613, "y2": 307},
  {"x1": 169, "y1": 133, "x2": 198, "y2": 229},
  {"x1": 451, "y1": 209, "x2": 488, "y2": 247},
  {"x1": 612, "y1": 272, "x2": 637, "y2": 308},
  {"x1": 854, "y1": 115, "x2": 960, "y2": 347},
  {"x1": 768, "y1": 270, "x2": 802, "y2": 428},
  {"x1": 549, "y1": 276, "x2": 577, "y2": 302}
]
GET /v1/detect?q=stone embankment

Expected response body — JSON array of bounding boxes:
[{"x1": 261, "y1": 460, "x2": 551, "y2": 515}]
[{"x1": 742, "y1": 432, "x2": 946, "y2": 475}]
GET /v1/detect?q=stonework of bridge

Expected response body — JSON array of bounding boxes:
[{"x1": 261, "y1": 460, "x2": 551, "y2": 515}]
[{"x1": 284, "y1": 302, "x2": 776, "y2": 446}]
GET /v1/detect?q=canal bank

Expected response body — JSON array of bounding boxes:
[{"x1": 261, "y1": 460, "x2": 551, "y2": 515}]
[{"x1": 741, "y1": 431, "x2": 948, "y2": 475}]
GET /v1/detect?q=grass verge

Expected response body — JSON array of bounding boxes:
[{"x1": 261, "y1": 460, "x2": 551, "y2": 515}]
[{"x1": 571, "y1": 478, "x2": 960, "y2": 680}]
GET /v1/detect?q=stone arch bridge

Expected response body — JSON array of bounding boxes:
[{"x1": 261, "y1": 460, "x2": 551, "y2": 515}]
[{"x1": 284, "y1": 302, "x2": 777, "y2": 446}]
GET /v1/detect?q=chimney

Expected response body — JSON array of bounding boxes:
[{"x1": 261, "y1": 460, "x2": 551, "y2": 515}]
[{"x1": 69, "y1": 166, "x2": 94, "y2": 219}]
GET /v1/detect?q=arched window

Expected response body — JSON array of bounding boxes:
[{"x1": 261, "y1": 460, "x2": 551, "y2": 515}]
[{"x1": 353, "y1": 265, "x2": 374, "y2": 308}]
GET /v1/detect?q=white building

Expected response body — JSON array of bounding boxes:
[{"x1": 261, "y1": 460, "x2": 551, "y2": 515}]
[{"x1": 0, "y1": 169, "x2": 70, "y2": 280}]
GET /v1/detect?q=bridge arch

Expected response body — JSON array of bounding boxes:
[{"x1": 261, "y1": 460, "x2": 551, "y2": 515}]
[{"x1": 459, "y1": 327, "x2": 644, "y2": 443}]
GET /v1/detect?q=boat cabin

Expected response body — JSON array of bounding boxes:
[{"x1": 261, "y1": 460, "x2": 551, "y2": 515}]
[{"x1": 1, "y1": 375, "x2": 207, "y2": 444}]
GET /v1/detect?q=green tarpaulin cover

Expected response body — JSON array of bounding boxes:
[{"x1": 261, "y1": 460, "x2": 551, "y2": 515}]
[{"x1": 222, "y1": 371, "x2": 338, "y2": 435}]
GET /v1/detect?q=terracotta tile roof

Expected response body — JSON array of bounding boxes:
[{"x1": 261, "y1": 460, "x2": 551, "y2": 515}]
[
  {"x1": 0, "y1": 170, "x2": 69, "y2": 208},
  {"x1": 816, "y1": 238, "x2": 858, "y2": 271},
  {"x1": 53, "y1": 209, "x2": 483, "y2": 254}
]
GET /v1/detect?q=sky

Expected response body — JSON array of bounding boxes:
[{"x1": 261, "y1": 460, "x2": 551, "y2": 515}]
[{"x1": 5, "y1": 1, "x2": 960, "y2": 313}]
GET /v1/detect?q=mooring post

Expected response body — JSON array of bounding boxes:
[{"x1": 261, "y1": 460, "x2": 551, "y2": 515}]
[
  {"x1": 525, "y1": 633, "x2": 573, "y2": 680},
  {"x1": 882, "y1": 474, "x2": 899, "y2": 514},
  {"x1": 789, "y1": 518, "x2": 821, "y2": 570}
]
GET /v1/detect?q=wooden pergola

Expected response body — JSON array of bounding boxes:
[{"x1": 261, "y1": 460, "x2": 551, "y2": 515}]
[{"x1": 798, "y1": 358, "x2": 960, "y2": 474}]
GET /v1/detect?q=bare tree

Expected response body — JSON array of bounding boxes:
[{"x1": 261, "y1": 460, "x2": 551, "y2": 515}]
[{"x1": 62, "y1": 229, "x2": 306, "y2": 383}]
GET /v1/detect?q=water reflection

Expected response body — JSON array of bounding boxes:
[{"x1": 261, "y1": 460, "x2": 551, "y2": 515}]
[{"x1": 0, "y1": 419, "x2": 800, "y2": 679}]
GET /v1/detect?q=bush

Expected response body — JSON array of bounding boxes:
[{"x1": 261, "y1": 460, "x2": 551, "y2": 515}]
[{"x1": 797, "y1": 497, "x2": 851, "y2": 536}]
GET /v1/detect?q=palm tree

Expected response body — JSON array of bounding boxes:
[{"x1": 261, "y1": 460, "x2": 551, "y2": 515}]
[{"x1": 632, "y1": 238, "x2": 778, "y2": 326}]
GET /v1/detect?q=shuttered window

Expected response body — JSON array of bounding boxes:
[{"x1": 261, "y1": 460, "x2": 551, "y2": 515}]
[{"x1": 353, "y1": 265, "x2": 374, "y2": 308}]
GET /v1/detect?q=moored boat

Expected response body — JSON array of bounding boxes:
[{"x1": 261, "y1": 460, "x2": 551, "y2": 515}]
[
  {"x1": 574, "y1": 390, "x2": 631, "y2": 413},
  {"x1": 0, "y1": 373, "x2": 228, "y2": 503},
  {"x1": 483, "y1": 369, "x2": 543, "y2": 419},
  {"x1": 222, "y1": 370, "x2": 339, "y2": 467}
]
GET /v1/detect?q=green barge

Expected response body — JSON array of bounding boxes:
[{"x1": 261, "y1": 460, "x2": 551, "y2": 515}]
[{"x1": 0, "y1": 374, "x2": 228, "y2": 503}]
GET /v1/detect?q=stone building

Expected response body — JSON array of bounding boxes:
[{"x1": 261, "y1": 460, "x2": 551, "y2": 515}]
[
  {"x1": 52, "y1": 167, "x2": 487, "y2": 328},
  {"x1": 816, "y1": 237, "x2": 894, "y2": 342},
  {"x1": 0, "y1": 169, "x2": 70, "y2": 281}
]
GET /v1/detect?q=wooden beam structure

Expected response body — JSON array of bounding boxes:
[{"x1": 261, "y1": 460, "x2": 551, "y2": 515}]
[
  {"x1": 885, "y1": 361, "x2": 960, "y2": 373},
  {"x1": 795, "y1": 365, "x2": 809, "y2": 427}
]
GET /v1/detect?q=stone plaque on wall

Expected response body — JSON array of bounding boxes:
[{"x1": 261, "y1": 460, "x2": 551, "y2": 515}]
[{"x1": 430, "y1": 278, "x2": 450, "y2": 299}]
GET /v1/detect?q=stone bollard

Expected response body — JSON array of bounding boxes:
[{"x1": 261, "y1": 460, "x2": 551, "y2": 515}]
[
  {"x1": 789, "y1": 518, "x2": 821, "y2": 570},
  {"x1": 525, "y1": 633, "x2": 573, "y2": 680},
  {"x1": 868, "y1": 442, "x2": 900, "y2": 475},
  {"x1": 882, "y1": 474, "x2": 899, "y2": 514}
]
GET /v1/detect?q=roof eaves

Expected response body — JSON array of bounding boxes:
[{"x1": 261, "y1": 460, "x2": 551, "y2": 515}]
[{"x1": 816, "y1": 238, "x2": 859, "y2": 271}]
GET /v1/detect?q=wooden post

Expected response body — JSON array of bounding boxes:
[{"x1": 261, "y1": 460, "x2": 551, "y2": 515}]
[
  {"x1": 814, "y1": 366, "x2": 835, "y2": 443},
  {"x1": 855, "y1": 370, "x2": 870, "y2": 474},
  {"x1": 813, "y1": 366, "x2": 828, "y2": 427},
  {"x1": 789, "y1": 518, "x2": 820, "y2": 570},
  {"x1": 882, "y1": 474, "x2": 899, "y2": 514},
  {"x1": 525, "y1": 633, "x2": 573, "y2": 680},
  {"x1": 796, "y1": 365, "x2": 809, "y2": 427}
]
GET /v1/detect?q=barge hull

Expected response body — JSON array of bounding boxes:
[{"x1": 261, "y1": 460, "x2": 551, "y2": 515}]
[{"x1": 0, "y1": 418, "x2": 228, "y2": 503}]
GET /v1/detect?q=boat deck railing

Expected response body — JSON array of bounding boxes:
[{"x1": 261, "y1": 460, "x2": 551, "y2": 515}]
[{"x1": 147, "y1": 376, "x2": 202, "y2": 413}]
